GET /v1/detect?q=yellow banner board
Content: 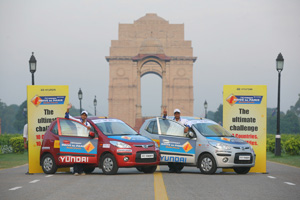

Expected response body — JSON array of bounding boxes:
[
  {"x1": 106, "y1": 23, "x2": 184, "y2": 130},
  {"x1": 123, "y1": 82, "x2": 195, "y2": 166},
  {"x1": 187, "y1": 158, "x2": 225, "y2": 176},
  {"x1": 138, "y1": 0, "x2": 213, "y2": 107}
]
[
  {"x1": 223, "y1": 85, "x2": 267, "y2": 173},
  {"x1": 27, "y1": 85, "x2": 69, "y2": 173}
]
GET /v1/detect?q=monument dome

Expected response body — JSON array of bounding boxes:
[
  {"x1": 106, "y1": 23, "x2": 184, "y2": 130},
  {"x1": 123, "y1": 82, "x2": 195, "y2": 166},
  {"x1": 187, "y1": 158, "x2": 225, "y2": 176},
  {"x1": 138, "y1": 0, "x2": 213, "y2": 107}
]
[{"x1": 139, "y1": 37, "x2": 164, "y2": 55}]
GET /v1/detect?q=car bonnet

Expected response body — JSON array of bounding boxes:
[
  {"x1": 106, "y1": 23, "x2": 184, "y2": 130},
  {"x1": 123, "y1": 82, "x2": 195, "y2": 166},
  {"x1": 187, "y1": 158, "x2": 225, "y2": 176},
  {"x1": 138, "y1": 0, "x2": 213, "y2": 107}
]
[
  {"x1": 108, "y1": 135, "x2": 153, "y2": 143},
  {"x1": 207, "y1": 137, "x2": 248, "y2": 145}
]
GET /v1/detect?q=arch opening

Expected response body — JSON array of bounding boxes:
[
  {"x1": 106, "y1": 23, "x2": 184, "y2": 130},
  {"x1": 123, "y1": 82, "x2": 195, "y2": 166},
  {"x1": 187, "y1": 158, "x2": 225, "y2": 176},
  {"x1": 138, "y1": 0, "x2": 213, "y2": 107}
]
[
  {"x1": 141, "y1": 61, "x2": 162, "y2": 117},
  {"x1": 140, "y1": 60, "x2": 163, "y2": 78}
]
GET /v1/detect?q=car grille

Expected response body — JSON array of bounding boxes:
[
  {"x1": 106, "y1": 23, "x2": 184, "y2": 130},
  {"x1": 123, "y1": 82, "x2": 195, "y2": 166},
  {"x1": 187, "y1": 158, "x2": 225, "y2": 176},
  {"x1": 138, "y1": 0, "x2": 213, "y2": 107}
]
[
  {"x1": 233, "y1": 147, "x2": 250, "y2": 150},
  {"x1": 234, "y1": 153, "x2": 253, "y2": 164},
  {"x1": 134, "y1": 144, "x2": 153, "y2": 148},
  {"x1": 135, "y1": 151, "x2": 157, "y2": 163}
]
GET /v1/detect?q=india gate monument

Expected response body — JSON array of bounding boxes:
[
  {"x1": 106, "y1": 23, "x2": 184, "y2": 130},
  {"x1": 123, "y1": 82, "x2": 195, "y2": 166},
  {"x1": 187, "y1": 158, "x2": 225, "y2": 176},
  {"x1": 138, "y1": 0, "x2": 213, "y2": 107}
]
[{"x1": 106, "y1": 13, "x2": 197, "y2": 128}]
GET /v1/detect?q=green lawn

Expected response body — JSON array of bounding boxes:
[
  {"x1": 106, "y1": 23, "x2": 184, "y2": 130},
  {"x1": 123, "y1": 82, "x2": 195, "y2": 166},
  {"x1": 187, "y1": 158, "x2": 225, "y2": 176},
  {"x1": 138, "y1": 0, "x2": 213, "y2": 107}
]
[
  {"x1": 0, "y1": 151, "x2": 28, "y2": 169},
  {"x1": 267, "y1": 152, "x2": 300, "y2": 168}
]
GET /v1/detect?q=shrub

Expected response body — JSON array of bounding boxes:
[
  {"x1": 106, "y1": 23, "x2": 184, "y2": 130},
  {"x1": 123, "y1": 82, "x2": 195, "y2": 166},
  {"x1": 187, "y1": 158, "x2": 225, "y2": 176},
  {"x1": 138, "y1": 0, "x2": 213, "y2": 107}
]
[
  {"x1": 284, "y1": 136, "x2": 300, "y2": 155},
  {"x1": 266, "y1": 136, "x2": 275, "y2": 153},
  {"x1": 9, "y1": 137, "x2": 24, "y2": 154},
  {"x1": 1, "y1": 145, "x2": 13, "y2": 154},
  {"x1": 267, "y1": 134, "x2": 300, "y2": 155},
  {"x1": 0, "y1": 134, "x2": 23, "y2": 154},
  {"x1": 0, "y1": 134, "x2": 22, "y2": 146}
]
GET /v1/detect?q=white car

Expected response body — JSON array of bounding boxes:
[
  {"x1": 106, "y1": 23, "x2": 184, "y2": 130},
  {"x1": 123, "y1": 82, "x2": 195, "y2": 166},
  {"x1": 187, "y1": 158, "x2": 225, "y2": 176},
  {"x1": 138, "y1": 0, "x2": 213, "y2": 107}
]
[{"x1": 139, "y1": 117, "x2": 256, "y2": 174}]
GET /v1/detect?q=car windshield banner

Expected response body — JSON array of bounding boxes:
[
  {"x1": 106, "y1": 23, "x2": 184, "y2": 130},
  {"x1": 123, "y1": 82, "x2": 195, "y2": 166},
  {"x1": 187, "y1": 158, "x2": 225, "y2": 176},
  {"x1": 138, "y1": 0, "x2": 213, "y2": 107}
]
[{"x1": 159, "y1": 136, "x2": 196, "y2": 163}]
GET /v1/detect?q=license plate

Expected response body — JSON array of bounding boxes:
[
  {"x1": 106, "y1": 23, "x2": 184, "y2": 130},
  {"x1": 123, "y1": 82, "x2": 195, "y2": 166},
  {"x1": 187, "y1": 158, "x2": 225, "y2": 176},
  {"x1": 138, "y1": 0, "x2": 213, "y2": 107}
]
[
  {"x1": 141, "y1": 154, "x2": 154, "y2": 159},
  {"x1": 239, "y1": 156, "x2": 250, "y2": 160}
]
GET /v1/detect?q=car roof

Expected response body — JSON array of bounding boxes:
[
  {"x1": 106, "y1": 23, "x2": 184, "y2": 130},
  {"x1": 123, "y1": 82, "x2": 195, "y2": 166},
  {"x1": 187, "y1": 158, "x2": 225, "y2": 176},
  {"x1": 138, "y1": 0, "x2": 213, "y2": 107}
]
[
  {"x1": 144, "y1": 116, "x2": 201, "y2": 121},
  {"x1": 87, "y1": 117, "x2": 128, "y2": 125},
  {"x1": 143, "y1": 116, "x2": 218, "y2": 125},
  {"x1": 87, "y1": 116, "x2": 109, "y2": 120}
]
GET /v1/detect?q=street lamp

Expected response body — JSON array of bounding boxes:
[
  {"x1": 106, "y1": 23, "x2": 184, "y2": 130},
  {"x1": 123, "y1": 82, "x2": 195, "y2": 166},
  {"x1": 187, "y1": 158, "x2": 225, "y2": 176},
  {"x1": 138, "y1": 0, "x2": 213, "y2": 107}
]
[
  {"x1": 29, "y1": 52, "x2": 37, "y2": 85},
  {"x1": 204, "y1": 100, "x2": 208, "y2": 118},
  {"x1": 275, "y1": 52, "x2": 284, "y2": 156},
  {"x1": 78, "y1": 88, "x2": 83, "y2": 114},
  {"x1": 93, "y1": 96, "x2": 97, "y2": 116}
]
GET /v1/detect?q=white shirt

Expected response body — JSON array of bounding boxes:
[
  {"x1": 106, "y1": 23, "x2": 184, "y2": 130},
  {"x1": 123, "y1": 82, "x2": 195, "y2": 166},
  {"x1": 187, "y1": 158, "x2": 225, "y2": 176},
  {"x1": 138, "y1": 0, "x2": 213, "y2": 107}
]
[
  {"x1": 65, "y1": 112, "x2": 91, "y2": 128},
  {"x1": 65, "y1": 113, "x2": 91, "y2": 137},
  {"x1": 23, "y1": 124, "x2": 28, "y2": 139},
  {"x1": 173, "y1": 117, "x2": 189, "y2": 127}
]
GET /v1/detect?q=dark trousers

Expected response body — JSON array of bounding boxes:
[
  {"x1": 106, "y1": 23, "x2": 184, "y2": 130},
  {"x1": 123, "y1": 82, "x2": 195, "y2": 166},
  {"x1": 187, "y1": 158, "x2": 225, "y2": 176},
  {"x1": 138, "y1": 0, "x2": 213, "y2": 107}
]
[{"x1": 74, "y1": 164, "x2": 84, "y2": 174}]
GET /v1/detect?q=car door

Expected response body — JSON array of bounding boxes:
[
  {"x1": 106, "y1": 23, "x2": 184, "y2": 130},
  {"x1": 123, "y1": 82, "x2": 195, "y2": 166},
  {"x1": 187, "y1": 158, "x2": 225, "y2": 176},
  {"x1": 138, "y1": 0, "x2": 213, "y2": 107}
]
[
  {"x1": 157, "y1": 117, "x2": 196, "y2": 164},
  {"x1": 142, "y1": 119, "x2": 160, "y2": 146},
  {"x1": 57, "y1": 118, "x2": 98, "y2": 165}
]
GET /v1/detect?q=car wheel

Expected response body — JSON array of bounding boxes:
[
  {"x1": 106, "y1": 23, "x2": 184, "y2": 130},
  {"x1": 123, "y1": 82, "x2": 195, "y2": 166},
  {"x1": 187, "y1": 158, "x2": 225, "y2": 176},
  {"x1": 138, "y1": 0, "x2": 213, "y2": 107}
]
[
  {"x1": 41, "y1": 154, "x2": 57, "y2": 174},
  {"x1": 141, "y1": 166, "x2": 157, "y2": 174},
  {"x1": 168, "y1": 163, "x2": 184, "y2": 173},
  {"x1": 233, "y1": 167, "x2": 251, "y2": 174},
  {"x1": 136, "y1": 167, "x2": 143, "y2": 172},
  {"x1": 199, "y1": 154, "x2": 217, "y2": 174},
  {"x1": 83, "y1": 166, "x2": 95, "y2": 174},
  {"x1": 101, "y1": 154, "x2": 118, "y2": 175}
]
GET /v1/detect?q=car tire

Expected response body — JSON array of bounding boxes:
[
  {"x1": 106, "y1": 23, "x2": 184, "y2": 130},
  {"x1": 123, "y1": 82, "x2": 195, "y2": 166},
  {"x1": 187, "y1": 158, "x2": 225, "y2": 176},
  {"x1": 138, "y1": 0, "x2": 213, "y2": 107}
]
[
  {"x1": 233, "y1": 167, "x2": 251, "y2": 174},
  {"x1": 101, "y1": 154, "x2": 118, "y2": 175},
  {"x1": 199, "y1": 153, "x2": 217, "y2": 174},
  {"x1": 141, "y1": 166, "x2": 157, "y2": 174},
  {"x1": 41, "y1": 154, "x2": 57, "y2": 174},
  {"x1": 83, "y1": 166, "x2": 95, "y2": 174},
  {"x1": 168, "y1": 163, "x2": 184, "y2": 173}
]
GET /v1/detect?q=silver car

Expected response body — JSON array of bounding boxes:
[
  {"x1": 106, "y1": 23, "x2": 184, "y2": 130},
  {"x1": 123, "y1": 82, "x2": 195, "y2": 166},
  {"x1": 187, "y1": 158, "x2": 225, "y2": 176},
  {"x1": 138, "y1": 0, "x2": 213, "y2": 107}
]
[{"x1": 139, "y1": 117, "x2": 256, "y2": 174}]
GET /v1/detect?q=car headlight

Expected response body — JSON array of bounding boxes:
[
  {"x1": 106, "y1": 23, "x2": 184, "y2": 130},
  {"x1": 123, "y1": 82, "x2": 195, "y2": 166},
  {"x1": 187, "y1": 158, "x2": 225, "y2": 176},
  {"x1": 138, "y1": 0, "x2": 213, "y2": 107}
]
[
  {"x1": 153, "y1": 141, "x2": 160, "y2": 150},
  {"x1": 250, "y1": 145, "x2": 254, "y2": 153},
  {"x1": 110, "y1": 141, "x2": 131, "y2": 148},
  {"x1": 209, "y1": 141, "x2": 231, "y2": 150}
]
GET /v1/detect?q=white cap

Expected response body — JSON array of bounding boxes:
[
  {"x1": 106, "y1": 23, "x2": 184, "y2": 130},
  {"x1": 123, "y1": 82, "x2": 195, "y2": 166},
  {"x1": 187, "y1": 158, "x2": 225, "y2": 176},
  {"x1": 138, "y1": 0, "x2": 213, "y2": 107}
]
[
  {"x1": 81, "y1": 111, "x2": 88, "y2": 116},
  {"x1": 174, "y1": 109, "x2": 181, "y2": 114}
]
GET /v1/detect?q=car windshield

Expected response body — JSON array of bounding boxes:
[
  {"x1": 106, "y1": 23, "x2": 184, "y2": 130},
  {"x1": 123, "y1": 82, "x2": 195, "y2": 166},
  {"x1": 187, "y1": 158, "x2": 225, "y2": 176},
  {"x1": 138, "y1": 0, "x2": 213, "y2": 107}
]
[
  {"x1": 193, "y1": 122, "x2": 233, "y2": 137},
  {"x1": 94, "y1": 121, "x2": 137, "y2": 136}
]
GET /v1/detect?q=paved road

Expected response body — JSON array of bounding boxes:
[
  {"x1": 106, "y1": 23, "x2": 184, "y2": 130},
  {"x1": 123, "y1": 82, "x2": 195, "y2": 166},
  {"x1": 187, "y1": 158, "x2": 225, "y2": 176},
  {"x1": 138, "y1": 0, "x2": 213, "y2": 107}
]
[{"x1": 0, "y1": 162, "x2": 299, "y2": 200}]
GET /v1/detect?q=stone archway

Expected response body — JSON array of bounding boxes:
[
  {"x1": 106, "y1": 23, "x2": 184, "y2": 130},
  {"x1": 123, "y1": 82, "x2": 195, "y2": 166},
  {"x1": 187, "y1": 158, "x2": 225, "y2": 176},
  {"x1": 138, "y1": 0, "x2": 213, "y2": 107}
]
[{"x1": 106, "y1": 13, "x2": 197, "y2": 128}]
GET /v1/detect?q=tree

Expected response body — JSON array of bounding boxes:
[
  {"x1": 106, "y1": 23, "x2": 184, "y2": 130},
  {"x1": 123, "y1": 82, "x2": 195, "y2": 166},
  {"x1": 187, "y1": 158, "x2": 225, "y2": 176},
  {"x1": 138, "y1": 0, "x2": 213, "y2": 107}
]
[
  {"x1": 214, "y1": 104, "x2": 223, "y2": 125},
  {"x1": 267, "y1": 94, "x2": 300, "y2": 134},
  {"x1": 281, "y1": 110, "x2": 300, "y2": 133},
  {"x1": 267, "y1": 108, "x2": 278, "y2": 134},
  {"x1": 207, "y1": 111, "x2": 215, "y2": 121},
  {"x1": 13, "y1": 100, "x2": 27, "y2": 133},
  {"x1": 289, "y1": 94, "x2": 300, "y2": 120},
  {"x1": 267, "y1": 112, "x2": 286, "y2": 134},
  {"x1": 0, "y1": 99, "x2": 19, "y2": 134},
  {"x1": 69, "y1": 106, "x2": 81, "y2": 116}
]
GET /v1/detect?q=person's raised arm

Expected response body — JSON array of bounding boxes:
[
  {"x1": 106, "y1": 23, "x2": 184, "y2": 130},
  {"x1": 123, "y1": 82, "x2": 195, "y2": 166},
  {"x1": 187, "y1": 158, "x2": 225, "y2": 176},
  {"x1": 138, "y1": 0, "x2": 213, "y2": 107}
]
[
  {"x1": 65, "y1": 103, "x2": 79, "y2": 121},
  {"x1": 65, "y1": 103, "x2": 72, "y2": 119},
  {"x1": 184, "y1": 120, "x2": 191, "y2": 133},
  {"x1": 163, "y1": 106, "x2": 167, "y2": 119}
]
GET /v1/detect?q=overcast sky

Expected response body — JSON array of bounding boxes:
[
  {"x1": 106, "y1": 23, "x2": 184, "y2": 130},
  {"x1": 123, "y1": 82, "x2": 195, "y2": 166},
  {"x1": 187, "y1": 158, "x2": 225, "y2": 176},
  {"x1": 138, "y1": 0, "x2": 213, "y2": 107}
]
[{"x1": 0, "y1": 0, "x2": 299, "y2": 117}]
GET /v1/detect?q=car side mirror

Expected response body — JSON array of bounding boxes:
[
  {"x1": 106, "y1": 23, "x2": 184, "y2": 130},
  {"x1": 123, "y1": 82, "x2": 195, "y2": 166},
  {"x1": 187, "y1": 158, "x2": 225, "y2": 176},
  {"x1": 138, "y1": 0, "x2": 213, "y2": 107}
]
[
  {"x1": 89, "y1": 131, "x2": 95, "y2": 138},
  {"x1": 188, "y1": 131, "x2": 195, "y2": 138}
]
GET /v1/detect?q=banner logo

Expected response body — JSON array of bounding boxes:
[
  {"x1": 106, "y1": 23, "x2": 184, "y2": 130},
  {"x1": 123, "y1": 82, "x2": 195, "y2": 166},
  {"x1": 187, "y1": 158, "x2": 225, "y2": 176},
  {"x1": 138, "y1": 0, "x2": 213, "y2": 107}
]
[
  {"x1": 84, "y1": 141, "x2": 95, "y2": 153},
  {"x1": 31, "y1": 95, "x2": 43, "y2": 106},
  {"x1": 182, "y1": 141, "x2": 193, "y2": 152},
  {"x1": 121, "y1": 136, "x2": 131, "y2": 140},
  {"x1": 31, "y1": 95, "x2": 66, "y2": 106},
  {"x1": 226, "y1": 94, "x2": 262, "y2": 105}
]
